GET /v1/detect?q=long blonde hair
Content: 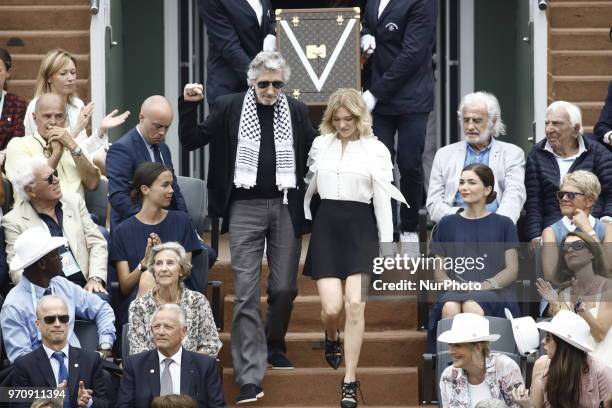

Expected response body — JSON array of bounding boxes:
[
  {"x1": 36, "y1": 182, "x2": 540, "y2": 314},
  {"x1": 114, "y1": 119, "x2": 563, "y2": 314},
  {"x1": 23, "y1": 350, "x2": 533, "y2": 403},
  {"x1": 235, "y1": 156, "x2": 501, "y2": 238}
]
[
  {"x1": 33, "y1": 48, "x2": 78, "y2": 103},
  {"x1": 320, "y1": 88, "x2": 373, "y2": 138}
]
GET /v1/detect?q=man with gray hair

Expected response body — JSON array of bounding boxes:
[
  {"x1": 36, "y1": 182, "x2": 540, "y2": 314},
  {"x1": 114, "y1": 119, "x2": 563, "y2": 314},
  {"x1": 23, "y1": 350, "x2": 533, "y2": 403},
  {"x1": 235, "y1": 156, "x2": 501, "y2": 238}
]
[
  {"x1": 524, "y1": 100, "x2": 612, "y2": 242},
  {"x1": 5, "y1": 93, "x2": 100, "y2": 201},
  {"x1": 2, "y1": 157, "x2": 108, "y2": 293},
  {"x1": 179, "y1": 51, "x2": 317, "y2": 403},
  {"x1": 427, "y1": 91, "x2": 526, "y2": 223},
  {"x1": 117, "y1": 304, "x2": 226, "y2": 408}
]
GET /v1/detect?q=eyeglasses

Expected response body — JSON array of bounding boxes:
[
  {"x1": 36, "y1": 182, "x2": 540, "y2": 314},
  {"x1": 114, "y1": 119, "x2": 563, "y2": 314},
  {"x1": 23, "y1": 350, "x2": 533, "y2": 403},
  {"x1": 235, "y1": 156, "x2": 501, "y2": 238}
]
[
  {"x1": 42, "y1": 314, "x2": 69, "y2": 324},
  {"x1": 562, "y1": 240, "x2": 587, "y2": 252},
  {"x1": 556, "y1": 191, "x2": 585, "y2": 201},
  {"x1": 256, "y1": 81, "x2": 285, "y2": 89},
  {"x1": 38, "y1": 170, "x2": 59, "y2": 185}
]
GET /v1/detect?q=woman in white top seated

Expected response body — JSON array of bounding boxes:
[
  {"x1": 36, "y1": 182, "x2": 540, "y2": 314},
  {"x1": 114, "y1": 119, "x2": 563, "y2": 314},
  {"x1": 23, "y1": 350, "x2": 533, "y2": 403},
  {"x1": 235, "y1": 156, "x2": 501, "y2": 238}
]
[
  {"x1": 303, "y1": 88, "x2": 406, "y2": 408},
  {"x1": 23, "y1": 48, "x2": 129, "y2": 172}
]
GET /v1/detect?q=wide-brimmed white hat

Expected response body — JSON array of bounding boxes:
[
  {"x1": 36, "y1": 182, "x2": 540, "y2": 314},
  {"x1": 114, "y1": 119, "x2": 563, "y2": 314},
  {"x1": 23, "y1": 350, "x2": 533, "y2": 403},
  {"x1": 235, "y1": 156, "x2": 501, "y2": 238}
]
[
  {"x1": 438, "y1": 313, "x2": 501, "y2": 344},
  {"x1": 505, "y1": 308, "x2": 539, "y2": 355},
  {"x1": 536, "y1": 310, "x2": 594, "y2": 353},
  {"x1": 10, "y1": 227, "x2": 67, "y2": 271}
]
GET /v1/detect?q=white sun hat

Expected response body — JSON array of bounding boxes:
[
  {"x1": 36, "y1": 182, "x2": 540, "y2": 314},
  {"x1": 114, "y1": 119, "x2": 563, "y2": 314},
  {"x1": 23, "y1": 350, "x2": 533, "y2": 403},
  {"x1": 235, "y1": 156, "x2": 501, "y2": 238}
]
[
  {"x1": 438, "y1": 313, "x2": 501, "y2": 344},
  {"x1": 10, "y1": 227, "x2": 67, "y2": 271},
  {"x1": 505, "y1": 308, "x2": 539, "y2": 355},
  {"x1": 536, "y1": 309, "x2": 594, "y2": 353}
]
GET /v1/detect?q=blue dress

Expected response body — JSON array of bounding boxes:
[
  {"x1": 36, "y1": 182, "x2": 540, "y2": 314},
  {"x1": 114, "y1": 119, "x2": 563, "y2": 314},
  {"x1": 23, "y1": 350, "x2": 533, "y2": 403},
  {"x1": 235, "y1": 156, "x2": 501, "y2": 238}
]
[
  {"x1": 110, "y1": 210, "x2": 202, "y2": 327},
  {"x1": 428, "y1": 213, "x2": 521, "y2": 350}
]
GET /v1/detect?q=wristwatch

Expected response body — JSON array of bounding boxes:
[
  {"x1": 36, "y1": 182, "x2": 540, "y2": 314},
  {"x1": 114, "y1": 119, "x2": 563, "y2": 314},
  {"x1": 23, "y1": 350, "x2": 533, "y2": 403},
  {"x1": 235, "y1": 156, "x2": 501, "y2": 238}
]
[
  {"x1": 70, "y1": 146, "x2": 83, "y2": 157},
  {"x1": 139, "y1": 262, "x2": 147, "y2": 272},
  {"x1": 98, "y1": 342, "x2": 112, "y2": 350},
  {"x1": 88, "y1": 276, "x2": 106, "y2": 287}
]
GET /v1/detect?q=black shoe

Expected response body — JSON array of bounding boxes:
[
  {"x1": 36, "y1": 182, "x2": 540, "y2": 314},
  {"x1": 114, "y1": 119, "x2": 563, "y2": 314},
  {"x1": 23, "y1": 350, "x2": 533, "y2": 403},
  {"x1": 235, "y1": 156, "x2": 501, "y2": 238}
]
[
  {"x1": 267, "y1": 352, "x2": 294, "y2": 370},
  {"x1": 340, "y1": 381, "x2": 363, "y2": 408},
  {"x1": 324, "y1": 330, "x2": 343, "y2": 369},
  {"x1": 236, "y1": 383, "x2": 264, "y2": 404}
]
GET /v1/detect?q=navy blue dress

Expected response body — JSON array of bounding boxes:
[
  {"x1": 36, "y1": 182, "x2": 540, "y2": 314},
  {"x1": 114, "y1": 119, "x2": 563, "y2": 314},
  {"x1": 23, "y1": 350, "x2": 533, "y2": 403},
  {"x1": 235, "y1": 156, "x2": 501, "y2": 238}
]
[
  {"x1": 110, "y1": 210, "x2": 202, "y2": 327},
  {"x1": 427, "y1": 213, "x2": 521, "y2": 350}
]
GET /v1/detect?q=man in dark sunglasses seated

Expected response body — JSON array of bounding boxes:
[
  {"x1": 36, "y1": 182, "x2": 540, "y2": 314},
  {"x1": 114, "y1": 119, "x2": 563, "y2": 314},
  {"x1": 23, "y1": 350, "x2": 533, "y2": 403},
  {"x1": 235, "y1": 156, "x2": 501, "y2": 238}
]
[
  {"x1": 179, "y1": 51, "x2": 317, "y2": 404},
  {"x1": 2, "y1": 157, "x2": 109, "y2": 298},
  {"x1": 11, "y1": 295, "x2": 111, "y2": 408},
  {"x1": 524, "y1": 100, "x2": 612, "y2": 244},
  {"x1": 0, "y1": 227, "x2": 115, "y2": 364}
]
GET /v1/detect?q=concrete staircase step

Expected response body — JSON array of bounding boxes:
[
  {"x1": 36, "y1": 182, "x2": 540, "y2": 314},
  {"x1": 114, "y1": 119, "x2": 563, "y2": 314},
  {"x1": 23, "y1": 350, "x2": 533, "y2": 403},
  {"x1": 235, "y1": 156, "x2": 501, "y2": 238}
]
[
  {"x1": 575, "y1": 102, "x2": 605, "y2": 128},
  {"x1": 0, "y1": 6, "x2": 91, "y2": 31},
  {"x1": 10, "y1": 53, "x2": 90, "y2": 80},
  {"x1": 218, "y1": 330, "x2": 426, "y2": 368},
  {"x1": 549, "y1": 2, "x2": 612, "y2": 28},
  {"x1": 551, "y1": 75, "x2": 612, "y2": 102},
  {"x1": 0, "y1": 30, "x2": 90, "y2": 54},
  {"x1": 9, "y1": 79, "x2": 90, "y2": 103},
  {"x1": 550, "y1": 50, "x2": 612, "y2": 76},
  {"x1": 223, "y1": 295, "x2": 417, "y2": 332},
  {"x1": 223, "y1": 367, "x2": 419, "y2": 406},
  {"x1": 550, "y1": 28, "x2": 612, "y2": 50}
]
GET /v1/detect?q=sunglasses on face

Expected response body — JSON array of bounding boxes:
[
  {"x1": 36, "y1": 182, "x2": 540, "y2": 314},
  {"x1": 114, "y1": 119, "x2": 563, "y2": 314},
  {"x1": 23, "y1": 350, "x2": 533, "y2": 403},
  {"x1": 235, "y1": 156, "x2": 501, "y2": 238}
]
[
  {"x1": 42, "y1": 314, "x2": 69, "y2": 324},
  {"x1": 562, "y1": 240, "x2": 587, "y2": 252},
  {"x1": 39, "y1": 170, "x2": 59, "y2": 185},
  {"x1": 256, "y1": 81, "x2": 285, "y2": 89},
  {"x1": 556, "y1": 191, "x2": 585, "y2": 201}
]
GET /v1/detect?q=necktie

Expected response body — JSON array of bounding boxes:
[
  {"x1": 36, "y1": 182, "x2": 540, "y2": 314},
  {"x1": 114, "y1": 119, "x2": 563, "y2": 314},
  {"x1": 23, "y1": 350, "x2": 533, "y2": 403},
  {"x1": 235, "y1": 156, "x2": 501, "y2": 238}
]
[
  {"x1": 52, "y1": 352, "x2": 69, "y2": 407},
  {"x1": 152, "y1": 144, "x2": 163, "y2": 163},
  {"x1": 43, "y1": 287, "x2": 52, "y2": 296},
  {"x1": 160, "y1": 358, "x2": 174, "y2": 396}
]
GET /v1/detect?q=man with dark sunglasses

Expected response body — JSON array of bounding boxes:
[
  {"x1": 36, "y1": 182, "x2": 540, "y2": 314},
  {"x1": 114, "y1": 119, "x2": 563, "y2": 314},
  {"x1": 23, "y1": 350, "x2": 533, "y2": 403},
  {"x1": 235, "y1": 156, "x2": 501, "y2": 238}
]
[
  {"x1": 179, "y1": 51, "x2": 317, "y2": 404},
  {"x1": 2, "y1": 157, "x2": 109, "y2": 297},
  {"x1": 11, "y1": 295, "x2": 110, "y2": 408},
  {"x1": 0, "y1": 227, "x2": 115, "y2": 364}
]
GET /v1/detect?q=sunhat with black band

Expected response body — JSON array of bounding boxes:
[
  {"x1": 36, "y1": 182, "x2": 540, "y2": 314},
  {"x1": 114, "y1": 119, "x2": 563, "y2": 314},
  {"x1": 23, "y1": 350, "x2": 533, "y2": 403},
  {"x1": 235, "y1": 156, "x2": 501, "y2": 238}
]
[
  {"x1": 10, "y1": 227, "x2": 67, "y2": 271},
  {"x1": 438, "y1": 313, "x2": 501, "y2": 344},
  {"x1": 536, "y1": 309, "x2": 594, "y2": 353}
]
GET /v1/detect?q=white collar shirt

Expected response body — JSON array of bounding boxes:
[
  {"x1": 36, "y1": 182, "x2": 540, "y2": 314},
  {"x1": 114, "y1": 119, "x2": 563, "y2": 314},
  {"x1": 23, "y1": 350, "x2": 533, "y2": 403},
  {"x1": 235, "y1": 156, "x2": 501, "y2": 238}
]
[
  {"x1": 544, "y1": 135, "x2": 586, "y2": 185},
  {"x1": 42, "y1": 343, "x2": 70, "y2": 386},
  {"x1": 246, "y1": 0, "x2": 263, "y2": 26},
  {"x1": 378, "y1": 0, "x2": 391, "y2": 18},
  {"x1": 158, "y1": 348, "x2": 182, "y2": 395}
]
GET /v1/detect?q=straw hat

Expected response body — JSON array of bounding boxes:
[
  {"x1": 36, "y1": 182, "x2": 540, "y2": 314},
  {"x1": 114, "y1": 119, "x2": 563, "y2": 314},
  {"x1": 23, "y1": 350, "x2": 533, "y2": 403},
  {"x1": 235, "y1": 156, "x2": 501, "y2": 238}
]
[
  {"x1": 10, "y1": 227, "x2": 67, "y2": 271},
  {"x1": 438, "y1": 313, "x2": 501, "y2": 344},
  {"x1": 536, "y1": 310, "x2": 594, "y2": 353}
]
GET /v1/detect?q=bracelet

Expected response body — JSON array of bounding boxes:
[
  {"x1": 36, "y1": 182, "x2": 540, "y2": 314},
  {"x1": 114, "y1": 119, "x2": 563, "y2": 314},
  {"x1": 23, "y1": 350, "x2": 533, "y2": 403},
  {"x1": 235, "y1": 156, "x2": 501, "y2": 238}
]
[{"x1": 70, "y1": 146, "x2": 83, "y2": 157}]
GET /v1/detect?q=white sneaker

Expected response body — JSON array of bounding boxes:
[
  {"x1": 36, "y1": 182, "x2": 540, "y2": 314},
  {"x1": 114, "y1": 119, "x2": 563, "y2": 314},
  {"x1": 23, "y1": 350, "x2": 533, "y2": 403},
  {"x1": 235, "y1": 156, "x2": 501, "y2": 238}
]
[{"x1": 399, "y1": 232, "x2": 419, "y2": 242}]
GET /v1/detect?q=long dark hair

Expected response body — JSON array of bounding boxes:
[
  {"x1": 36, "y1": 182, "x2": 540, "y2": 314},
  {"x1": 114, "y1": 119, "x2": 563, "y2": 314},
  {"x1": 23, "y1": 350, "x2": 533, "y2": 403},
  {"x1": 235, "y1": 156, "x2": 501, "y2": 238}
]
[
  {"x1": 129, "y1": 162, "x2": 171, "y2": 204},
  {"x1": 545, "y1": 334, "x2": 589, "y2": 408},
  {"x1": 556, "y1": 230, "x2": 610, "y2": 283},
  {"x1": 461, "y1": 163, "x2": 497, "y2": 204},
  {"x1": 0, "y1": 48, "x2": 12, "y2": 91}
]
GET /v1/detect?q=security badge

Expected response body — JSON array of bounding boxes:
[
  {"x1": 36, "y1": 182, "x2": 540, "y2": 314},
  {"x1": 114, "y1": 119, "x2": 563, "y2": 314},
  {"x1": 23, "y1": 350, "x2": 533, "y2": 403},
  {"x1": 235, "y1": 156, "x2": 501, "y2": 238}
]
[{"x1": 60, "y1": 245, "x2": 82, "y2": 278}]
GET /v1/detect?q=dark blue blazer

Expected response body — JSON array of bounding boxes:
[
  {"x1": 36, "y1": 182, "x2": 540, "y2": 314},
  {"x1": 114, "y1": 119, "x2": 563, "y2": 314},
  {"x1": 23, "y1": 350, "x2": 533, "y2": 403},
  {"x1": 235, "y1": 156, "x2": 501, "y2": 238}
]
[
  {"x1": 523, "y1": 136, "x2": 612, "y2": 240},
  {"x1": 107, "y1": 127, "x2": 187, "y2": 231},
  {"x1": 362, "y1": 0, "x2": 436, "y2": 115},
  {"x1": 11, "y1": 345, "x2": 109, "y2": 408},
  {"x1": 595, "y1": 81, "x2": 612, "y2": 141},
  {"x1": 116, "y1": 348, "x2": 226, "y2": 408},
  {"x1": 198, "y1": 0, "x2": 275, "y2": 105}
]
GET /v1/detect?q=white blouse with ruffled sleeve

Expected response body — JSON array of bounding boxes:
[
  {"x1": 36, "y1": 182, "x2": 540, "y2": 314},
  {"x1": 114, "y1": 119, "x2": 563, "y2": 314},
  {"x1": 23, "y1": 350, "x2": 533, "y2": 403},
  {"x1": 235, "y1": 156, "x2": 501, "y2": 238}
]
[{"x1": 304, "y1": 133, "x2": 406, "y2": 242}]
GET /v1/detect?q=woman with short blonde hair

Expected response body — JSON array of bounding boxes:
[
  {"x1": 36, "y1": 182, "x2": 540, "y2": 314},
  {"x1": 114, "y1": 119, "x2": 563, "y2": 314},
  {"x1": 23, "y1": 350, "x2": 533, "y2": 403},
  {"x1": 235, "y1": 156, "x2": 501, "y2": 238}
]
[{"x1": 319, "y1": 88, "x2": 373, "y2": 138}]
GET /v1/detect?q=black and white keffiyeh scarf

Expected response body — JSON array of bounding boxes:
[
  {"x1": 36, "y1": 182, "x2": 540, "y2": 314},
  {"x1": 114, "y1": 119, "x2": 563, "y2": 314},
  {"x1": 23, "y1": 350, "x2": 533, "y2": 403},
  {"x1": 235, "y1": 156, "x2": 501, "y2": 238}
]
[{"x1": 233, "y1": 88, "x2": 296, "y2": 202}]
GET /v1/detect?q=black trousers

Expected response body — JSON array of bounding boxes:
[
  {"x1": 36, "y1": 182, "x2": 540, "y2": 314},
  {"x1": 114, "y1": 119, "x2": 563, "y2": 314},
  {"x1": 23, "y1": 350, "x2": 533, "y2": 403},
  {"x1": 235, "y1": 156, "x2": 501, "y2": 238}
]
[{"x1": 373, "y1": 112, "x2": 429, "y2": 232}]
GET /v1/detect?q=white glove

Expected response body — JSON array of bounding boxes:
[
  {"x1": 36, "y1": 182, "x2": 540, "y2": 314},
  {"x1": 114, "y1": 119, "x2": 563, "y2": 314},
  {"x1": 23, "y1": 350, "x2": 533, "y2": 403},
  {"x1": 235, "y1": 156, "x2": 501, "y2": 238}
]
[
  {"x1": 360, "y1": 34, "x2": 376, "y2": 55},
  {"x1": 263, "y1": 34, "x2": 277, "y2": 52},
  {"x1": 362, "y1": 90, "x2": 378, "y2": 112}
]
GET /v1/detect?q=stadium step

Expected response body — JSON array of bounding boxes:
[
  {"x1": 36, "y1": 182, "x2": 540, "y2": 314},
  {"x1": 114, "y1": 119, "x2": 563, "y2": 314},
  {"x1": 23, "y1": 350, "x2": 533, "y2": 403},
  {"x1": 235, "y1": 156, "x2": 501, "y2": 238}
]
[
  {"x1": 551, "y1": 76, "x2": 612, "y2": 102},
  {"x1": 550, "y1": 28, "x2": 612, "y2": 51},
  {"x1": 0, "y1": 6, "x2": 90, "y2": 31},
  {"x1": 548, "y1": 2, "x2": 612, "y2": 28},
  {"x1": 0, "y1": 30, "x2": 90, "y2": 54},
  {"x1": 550, "y1": 50, "x2": 612, "y2": 77},
  {"x1": 10, "y1": 53, "x2": 90, "y2": 80}
]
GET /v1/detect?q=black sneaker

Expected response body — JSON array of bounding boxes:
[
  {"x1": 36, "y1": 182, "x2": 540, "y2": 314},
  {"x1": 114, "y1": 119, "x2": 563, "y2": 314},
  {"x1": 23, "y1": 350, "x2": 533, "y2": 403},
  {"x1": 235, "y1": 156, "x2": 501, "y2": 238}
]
[
  {"x1": 340, "y1": 381, "x2": 363, "y2": 408},
  {"x1": 324, "y1": 330, "x2": 343, "y2": 369},
  {"x1": 236, "y1": 383, "x2": 264, "y2": 404},
  {"x1": 267, "y1": 352, "x2": 294, "y2": 370}
]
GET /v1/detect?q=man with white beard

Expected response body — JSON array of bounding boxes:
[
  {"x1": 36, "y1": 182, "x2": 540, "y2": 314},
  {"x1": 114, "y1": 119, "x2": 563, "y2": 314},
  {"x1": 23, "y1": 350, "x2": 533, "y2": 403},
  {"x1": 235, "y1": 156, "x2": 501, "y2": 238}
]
[{"x1": 426, "y1": 91, "x2": 526, "y2": 224}]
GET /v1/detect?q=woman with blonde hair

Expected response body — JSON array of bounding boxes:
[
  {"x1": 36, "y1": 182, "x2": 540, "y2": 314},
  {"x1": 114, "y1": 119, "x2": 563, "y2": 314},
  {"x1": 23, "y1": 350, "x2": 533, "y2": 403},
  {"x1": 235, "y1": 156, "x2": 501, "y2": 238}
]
[
  {"x1": 23, "y1": 48, "x2": 129, "y2": 169},
  {"x1": 128, "y1": 241, "x2": 221, "y2": 357},
  {"x1": 303, "y1": 88, "x2": 406, "y2": 407}
]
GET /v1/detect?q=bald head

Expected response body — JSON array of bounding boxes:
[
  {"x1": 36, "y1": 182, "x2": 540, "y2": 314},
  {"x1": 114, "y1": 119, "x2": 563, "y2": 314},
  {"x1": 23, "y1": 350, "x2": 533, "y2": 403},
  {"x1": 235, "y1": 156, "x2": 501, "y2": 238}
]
[
  {"x1": 33, "y1": 93, "x2": 67, "y2": 138},
  {"x1": 138, "y1": 95, "x2": 173, "y2": 144},
  {"x1": 36, "y1": 295, "x2": 68, "y2": 319},
  {"x1": 36, "y1": 295, "x2": 70, "y2": 348}
]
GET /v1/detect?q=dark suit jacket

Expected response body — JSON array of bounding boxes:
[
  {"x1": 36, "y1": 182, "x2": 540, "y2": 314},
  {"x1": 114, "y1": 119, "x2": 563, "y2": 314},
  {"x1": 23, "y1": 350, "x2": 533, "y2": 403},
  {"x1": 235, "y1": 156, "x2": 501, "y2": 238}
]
[
  {"x1": 11, "y1": 345, "x2": 109, "y2": 408},
  {"x1": 361, "y1": 0, "x2": 436, "y2": 115},
  {"x1": 107, "y1": 127, "x2": 187, "y2": 231},
  {"x1": 198, "y1": 0, "x2": 275, "y2": 105},
  {"x1": 178, "y1": 93, "x2": 317, "y2": 237},
  {"x1": 0, "y1": 92, "x2": 27, "y2": 150},
  {"x1": 116, "y1": 348, "x2": 226, "y2": 408},
  {"x1": 595, "y1": 81, "x2": 612, "y2": 141}
]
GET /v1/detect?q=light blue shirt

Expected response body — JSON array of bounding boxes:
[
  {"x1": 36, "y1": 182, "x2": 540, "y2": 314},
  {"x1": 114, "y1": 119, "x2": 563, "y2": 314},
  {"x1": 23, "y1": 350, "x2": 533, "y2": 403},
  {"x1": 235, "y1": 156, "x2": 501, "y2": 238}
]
[
  {"x1": 453, "y1": 139, "x2": 499, "y2": 213},
  {"x1": 0, "y1": 276, "x2": 116, "y2": 363}
]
